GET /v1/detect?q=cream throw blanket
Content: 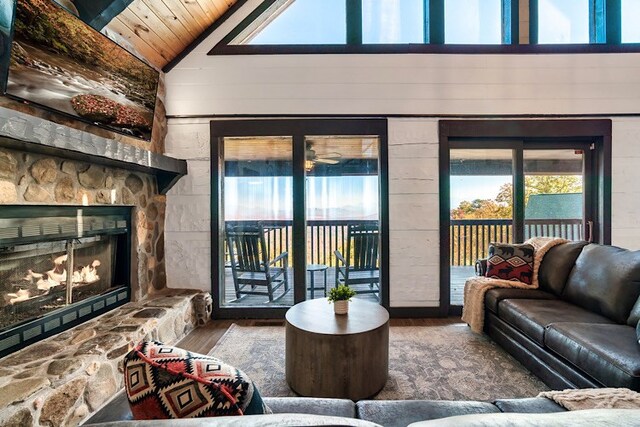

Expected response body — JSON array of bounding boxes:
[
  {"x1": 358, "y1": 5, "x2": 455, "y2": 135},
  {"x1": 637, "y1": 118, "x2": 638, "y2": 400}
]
[
  {"x1": 461, "y1": 236, "x2": 568, "y2": 333},
  {"x1": 538, "y1": 388, "x2": 640, "y2": 410}
]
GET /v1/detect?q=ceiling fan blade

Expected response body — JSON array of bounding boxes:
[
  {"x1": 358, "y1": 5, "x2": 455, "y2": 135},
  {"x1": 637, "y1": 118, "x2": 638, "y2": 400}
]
[
  {"x1": 315, "y1": 158, "x2": 340, "y2": 165},
  {"x1": 322, "y1": 152, "x2": 342, "y2": 159}
]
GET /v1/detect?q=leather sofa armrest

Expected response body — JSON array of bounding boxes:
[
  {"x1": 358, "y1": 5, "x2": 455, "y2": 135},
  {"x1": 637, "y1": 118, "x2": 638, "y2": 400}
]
[{"x1": 475, "y1": 259, "x2": 487, "y2": 276}]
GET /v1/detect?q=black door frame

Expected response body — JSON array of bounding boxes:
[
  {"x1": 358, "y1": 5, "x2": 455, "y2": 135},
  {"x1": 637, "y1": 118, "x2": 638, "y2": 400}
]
[
  {"x1": 210, "y1": 118, "x2": 390, "y2": 318},
  {"x1": 439, "y1": 120, "x2": 612, "y2": 315}
]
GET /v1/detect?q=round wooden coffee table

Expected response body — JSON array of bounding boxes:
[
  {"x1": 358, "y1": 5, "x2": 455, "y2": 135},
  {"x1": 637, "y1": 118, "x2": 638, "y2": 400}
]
[{"x1": 285, "y1": 298, "x2": 389, "y2": 400}]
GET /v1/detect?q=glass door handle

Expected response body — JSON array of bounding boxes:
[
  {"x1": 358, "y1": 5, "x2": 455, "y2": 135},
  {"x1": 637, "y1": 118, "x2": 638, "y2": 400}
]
[{"x1": 587, "y1": 221, "x2": 594, "y2": 243}]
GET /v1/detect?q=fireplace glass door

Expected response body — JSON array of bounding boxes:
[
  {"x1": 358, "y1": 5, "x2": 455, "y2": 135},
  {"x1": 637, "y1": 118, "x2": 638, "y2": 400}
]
[
  {"x1": 0, "y1": 236, "x2": 118, "y2": 331},
  {"x1": 0, "y1": 206, "x2": 131, "y2": 357}
]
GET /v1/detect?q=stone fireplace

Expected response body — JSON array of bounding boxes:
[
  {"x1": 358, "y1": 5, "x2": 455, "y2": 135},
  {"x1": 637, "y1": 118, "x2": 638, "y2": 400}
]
[
  {"x1": 0, "y1": 105, "x2": 195, "y2": 426},
  {"x1": 0, "y1": 206, "x2": 132, "y2": 357}
]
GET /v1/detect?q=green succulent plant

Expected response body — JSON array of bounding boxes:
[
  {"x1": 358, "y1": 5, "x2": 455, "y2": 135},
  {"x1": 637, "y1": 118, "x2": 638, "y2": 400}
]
[{"x1": 328, "y1": 284, "x2": 356, "y2": 302}]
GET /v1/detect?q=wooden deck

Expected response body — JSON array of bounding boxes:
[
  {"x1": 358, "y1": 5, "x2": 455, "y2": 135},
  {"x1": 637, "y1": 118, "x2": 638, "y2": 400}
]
[
  {"x1": 221, "y1": 265, "x2": 475, "y2": 308},
  {"x1": 222, "y1": 266, "x2": 379, "y2": 307},
  {"x1": 451, "y1": 266, "x2": 475, "y2": 306}
]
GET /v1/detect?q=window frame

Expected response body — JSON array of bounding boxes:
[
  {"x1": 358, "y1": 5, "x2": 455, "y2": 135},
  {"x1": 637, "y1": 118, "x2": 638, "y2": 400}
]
[
  {"x1": 210, "y1": 0, "x2": 519, "y2": 55},
  {"x1": 208, "y1": 0, "x2": 639, "y2": 56}
]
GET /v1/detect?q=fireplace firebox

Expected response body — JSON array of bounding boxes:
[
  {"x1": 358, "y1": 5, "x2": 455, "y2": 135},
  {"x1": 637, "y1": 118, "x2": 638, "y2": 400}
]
[{"x1": 0, "y1": 206, "x2": 131, "y2": 357}]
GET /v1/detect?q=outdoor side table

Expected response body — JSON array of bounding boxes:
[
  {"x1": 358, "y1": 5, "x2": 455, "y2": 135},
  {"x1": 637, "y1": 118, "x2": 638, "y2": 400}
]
[{"x1": 306, "y1": 264, "x2": 328, "y2": 298}]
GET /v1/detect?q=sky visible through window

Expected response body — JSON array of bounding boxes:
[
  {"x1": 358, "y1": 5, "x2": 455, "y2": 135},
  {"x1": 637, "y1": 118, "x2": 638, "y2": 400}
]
[
  {"x1": 362, "y1": 0, "x2": 424, "y2": 44},
  {"x1": 249, "y1": 0, "x2": 593, "y2": 45},
  {"x1": 444, "y1": 0, "x2": 502, "y2": 44},
  {"x1": 538, "y1": 0, "x2": 589, "y2": 43},
  {"x1": 450, "y1": 176, "x2": 511, "y2": 211},
  {"x1": 622, "y1": 0, "x2": 640, "y2": 42},
  {"x1": 225, "y1": 176, "x2": 379, "y2": 220},
  {"x1": 252, "y1": 0, "x2": 506, "y2": 44},
  {"x1": 250, "y1": 0, "x2": 346, "y2": 44}
]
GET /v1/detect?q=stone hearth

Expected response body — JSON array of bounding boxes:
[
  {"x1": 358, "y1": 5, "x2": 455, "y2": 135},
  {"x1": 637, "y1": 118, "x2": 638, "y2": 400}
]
[{"x1": 0, "y1": 289, "x2": 201, "y2": 427}]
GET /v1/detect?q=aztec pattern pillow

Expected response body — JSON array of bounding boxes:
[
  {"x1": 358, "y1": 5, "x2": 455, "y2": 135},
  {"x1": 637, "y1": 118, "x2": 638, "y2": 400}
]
[
  {"x1": 485, "y1": 243, "x2": 535, "y2": 284},
  {"x1": 124, "y1": 341, "x2": 269, "y2": 419}
]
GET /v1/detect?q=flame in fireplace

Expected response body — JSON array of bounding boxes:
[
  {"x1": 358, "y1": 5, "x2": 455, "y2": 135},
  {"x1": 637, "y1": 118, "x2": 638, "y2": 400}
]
[{"x1": 4, "y1": 256, "x2": 101, "y2": 305}]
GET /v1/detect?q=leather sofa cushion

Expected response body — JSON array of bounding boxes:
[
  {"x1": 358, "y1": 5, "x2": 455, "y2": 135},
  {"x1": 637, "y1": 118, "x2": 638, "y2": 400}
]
[
  {"x1": 563, "y1": 244, "x2": 640, "y2": 324},
  {"x1": 628, "y1": 296, "x2": 640, "y2": 327},
  {"x1": 545, "y1": 322, "x2": 640, "y2": 390},
  {"x1": 485, "y1": 288, "x2": 556, "y2": 315},
  {"x1": 538, "y1": 241, "x2": 587, "y2": 296},
  {"x1": 356, "y1": 400, "x2": 499, "y2": 427},
  {"x1": 498, "y1": 299, "x2": 614, "y2": 346},
  {"x1": 492, "y1": 398, "x2": 565, "y2": 413},
  {"x1": 262, "y1": 397, "x2": 355, "y2": 418}
]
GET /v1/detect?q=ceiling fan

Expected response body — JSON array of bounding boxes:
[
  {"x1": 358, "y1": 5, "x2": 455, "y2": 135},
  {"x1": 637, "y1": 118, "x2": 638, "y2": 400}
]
[{"x1": 305, "y1": 141, "x2": 341, "y2": 171}]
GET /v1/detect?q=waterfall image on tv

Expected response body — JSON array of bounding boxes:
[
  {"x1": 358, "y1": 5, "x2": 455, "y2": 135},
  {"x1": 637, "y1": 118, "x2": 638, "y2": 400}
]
[{"x1": 4, "y1": 0, "x2": 159, "y2": 141}]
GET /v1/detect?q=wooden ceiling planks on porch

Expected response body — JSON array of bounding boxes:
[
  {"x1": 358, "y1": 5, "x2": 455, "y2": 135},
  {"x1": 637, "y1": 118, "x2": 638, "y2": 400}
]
[{"x1": 104, "y1": 0, "x2": 238, "y2": 69}]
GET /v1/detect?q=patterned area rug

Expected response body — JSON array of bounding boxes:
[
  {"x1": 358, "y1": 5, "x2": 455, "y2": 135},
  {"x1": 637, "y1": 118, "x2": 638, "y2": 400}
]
[{"x1": 208, "y1": 320, "x2": 549, "y2": 401}]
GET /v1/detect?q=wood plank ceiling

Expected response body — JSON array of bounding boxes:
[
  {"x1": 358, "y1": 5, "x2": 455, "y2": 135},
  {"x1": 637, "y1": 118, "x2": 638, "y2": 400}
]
[{"x1": 103, "y1": 0, "x2": 238, "y2": 69}]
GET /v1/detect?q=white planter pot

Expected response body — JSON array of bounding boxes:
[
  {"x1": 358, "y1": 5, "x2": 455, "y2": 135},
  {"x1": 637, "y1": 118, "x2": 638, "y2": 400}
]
[{"x1": 334, "y1": 300, "x2": 349, "y2": 315}]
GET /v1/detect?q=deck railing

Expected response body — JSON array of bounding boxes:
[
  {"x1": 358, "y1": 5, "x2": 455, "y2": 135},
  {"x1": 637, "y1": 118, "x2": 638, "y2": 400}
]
[
  {"x1": 224, "y1": 220, "x2": 378, "y2": 267},
  {"x1": 225, "y1": 218, "x2": 583, "y2": 269},
  {"x1": 450, "y1": 218, "x2": 583, "y2": 266}
]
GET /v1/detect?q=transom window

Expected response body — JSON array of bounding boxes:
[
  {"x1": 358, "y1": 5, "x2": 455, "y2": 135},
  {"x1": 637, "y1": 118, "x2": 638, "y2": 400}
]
[
  {"x1": 622, "y1": 0, "x2": 640, "y2": 43},
  {"x1": 211, "y1": 0, "x2": 640, "y2": 54},
  {"x1": 233, "y1": 0, "x2": 346, "y2": 45},
  {"x1": 537, "y1": 0, "x2": 590, "y2": 44},
  {"x1": 362, "y1": 0, "x2": 425, "y2": 44},
  {"x1": 444, "y1": 0, "x2": 502, "y2": 44}
]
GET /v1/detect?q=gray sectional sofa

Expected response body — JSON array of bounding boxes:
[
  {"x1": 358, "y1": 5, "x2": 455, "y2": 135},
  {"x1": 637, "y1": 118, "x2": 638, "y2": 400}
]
[
  {"x1": 85, "y1": 392, "x2": 640, "y2": 426},
  {"x1": 85, "y1": 391, "x2": 568, "y2": 427}
]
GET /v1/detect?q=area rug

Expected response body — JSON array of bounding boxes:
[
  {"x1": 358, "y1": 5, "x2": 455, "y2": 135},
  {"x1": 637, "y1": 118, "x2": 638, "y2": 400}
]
[{"x1": 207, "y1": 320, "x2": 548, "y2": 401}]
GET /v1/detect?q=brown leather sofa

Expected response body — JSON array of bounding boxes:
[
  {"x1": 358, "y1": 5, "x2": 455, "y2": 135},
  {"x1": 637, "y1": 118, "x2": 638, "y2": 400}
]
[{"x1": 480, "y1": 242, "x2": 640, "y2": 390}]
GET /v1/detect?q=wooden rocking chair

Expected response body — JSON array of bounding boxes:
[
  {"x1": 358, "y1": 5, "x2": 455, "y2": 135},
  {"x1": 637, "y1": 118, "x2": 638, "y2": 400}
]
[
  {"x1": 334, "y1": 223, "x2": 380, "y2": 300},
  {"x1": 225, "y1": 223, "x2": 290, "y2": 302}
]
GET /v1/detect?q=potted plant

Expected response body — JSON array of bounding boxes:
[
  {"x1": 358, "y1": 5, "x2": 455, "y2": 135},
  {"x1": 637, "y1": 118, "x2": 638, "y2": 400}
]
[{"x1": 328, "y1": 284, "x2": 356, "y2": 315}]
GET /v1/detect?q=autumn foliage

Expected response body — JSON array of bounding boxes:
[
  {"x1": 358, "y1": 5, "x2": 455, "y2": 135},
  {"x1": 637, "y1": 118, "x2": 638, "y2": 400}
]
[{"x1": 71, "y1": 94, "x2": 151, "y2": 130}]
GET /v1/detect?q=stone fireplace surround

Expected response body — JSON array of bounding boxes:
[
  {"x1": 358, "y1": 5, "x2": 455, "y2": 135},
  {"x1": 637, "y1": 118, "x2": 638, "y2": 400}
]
[{"x1": 0, "y1": 106, "x2": 194, "y2": 426}]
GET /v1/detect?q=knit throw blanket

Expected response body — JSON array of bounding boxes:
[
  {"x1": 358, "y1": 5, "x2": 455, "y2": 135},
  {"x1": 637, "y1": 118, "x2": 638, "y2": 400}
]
[
  {"x1": 538, "y1": 388, "x2": 640, "y2": 410},
  {"x1": 461, "y1": 236, "x2": 568, "y2": 333}
]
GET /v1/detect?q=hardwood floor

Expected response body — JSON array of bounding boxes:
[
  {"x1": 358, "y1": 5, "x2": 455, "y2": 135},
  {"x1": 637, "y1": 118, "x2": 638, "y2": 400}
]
[{"x1": 177, "y1": 317, "x2": 463, "y2": 355}]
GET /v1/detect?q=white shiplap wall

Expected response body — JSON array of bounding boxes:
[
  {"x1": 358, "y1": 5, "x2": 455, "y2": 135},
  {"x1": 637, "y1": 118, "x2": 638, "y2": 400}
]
[{"x1": 164, "y1": 0, "x2": 640, "y2": 307}]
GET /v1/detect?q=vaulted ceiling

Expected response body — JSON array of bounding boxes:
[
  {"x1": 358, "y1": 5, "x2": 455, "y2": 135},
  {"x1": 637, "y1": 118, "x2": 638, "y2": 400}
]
[{"x1": 71, "y1": 0, "x2": 240, "y2": 70}]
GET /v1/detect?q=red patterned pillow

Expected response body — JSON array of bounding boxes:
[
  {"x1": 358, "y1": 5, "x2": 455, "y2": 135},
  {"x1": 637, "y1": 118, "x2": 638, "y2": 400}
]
[
  {"x1": 124, "y1": 341, "x2": 269, "y2": 419},
  {"x1": 485, "y1": 243, "x2": 535, "y2": 284}
]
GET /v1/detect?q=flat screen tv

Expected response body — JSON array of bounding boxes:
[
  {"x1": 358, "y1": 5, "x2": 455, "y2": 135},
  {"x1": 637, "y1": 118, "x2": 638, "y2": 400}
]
[{"x1": 0, "y1": 0, "x2": 159, "y2": 141}]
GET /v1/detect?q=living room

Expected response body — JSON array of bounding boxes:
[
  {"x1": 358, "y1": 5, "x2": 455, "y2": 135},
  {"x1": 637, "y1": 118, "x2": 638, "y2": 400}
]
[{"x1": 0, "y1": 0, "x2": 639, "y2": 426}]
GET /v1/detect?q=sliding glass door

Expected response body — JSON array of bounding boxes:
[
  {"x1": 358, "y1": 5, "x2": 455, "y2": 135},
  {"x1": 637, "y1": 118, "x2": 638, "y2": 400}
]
[
  {"x1": 449, "y1": 148, "x2": 514, "y2": 306},
  {"x1": 524, "y1": 149, "x2": 589, "y2": 241},
  {"x1": 448, "y1": 141, "x2": 595, "y2": 307},
  {"x1": 305, "y1": 136, "x2": 380, "y2": 302},
  {"x1": 221, "y1": 137, "x2": 294, "y2": 307},
  {"x1": 211, "y1": 120, "x2": 388, "y2": 317}
]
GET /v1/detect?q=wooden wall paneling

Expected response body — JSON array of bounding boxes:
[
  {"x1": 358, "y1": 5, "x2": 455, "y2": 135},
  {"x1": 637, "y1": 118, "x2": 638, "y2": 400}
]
[
  {"x1": 106, "y1": 17, "x2": 167, "y2": 67},
  {"x1": 103, "y1": 0, "x2": 239, "y2": 69},
  {"x1": 161, "y1": 0, "x2": 208, "y2": 34},
  {"x1": 139, "y1": 0, "x2": 199, "y2": 44},
  {"x1": 194, "y1": 0, "x2": 222, "y2": 21},
  {"x1": 117, "y1": 8, "x2": 182, "y2": 60},
  {"x1": 127, "y1": 1, "x2": 191, "y2": 54}
]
